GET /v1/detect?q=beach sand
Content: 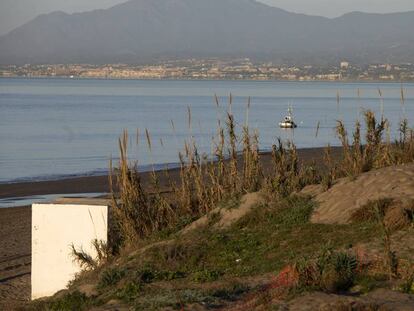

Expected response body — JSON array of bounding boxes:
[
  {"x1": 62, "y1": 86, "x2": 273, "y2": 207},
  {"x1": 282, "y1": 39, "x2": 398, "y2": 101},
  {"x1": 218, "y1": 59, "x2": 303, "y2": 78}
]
[
  {"x1": 0, "y1": 206, "x2": 31, "y2": 309},
  {"x1": 0, "y1": 147, "x2": 340, "y2": 309}
]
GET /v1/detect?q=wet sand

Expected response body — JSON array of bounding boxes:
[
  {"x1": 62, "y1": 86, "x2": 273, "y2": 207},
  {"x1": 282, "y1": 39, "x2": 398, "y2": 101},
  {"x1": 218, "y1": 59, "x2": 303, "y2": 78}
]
[{"x1": 0, "y1": 147, "x2": 339, "y2": 199}]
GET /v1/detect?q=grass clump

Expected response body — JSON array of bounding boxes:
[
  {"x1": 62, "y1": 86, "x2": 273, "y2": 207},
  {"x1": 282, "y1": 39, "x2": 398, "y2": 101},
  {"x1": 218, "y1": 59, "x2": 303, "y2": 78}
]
[
  {"x1": 265, "y1": 249, "x2": 362, "y2": 300},
  {"x1": 334, "y1": 111, "x2": 414, "y2": 180},
  {"x1": 265, "y1": 140, "x2": 318, "y2": 198},
  {"x1": 70, "y1": 239, "x2": 109, "y2": 271},
  {"x1": 109, "y1": 130, "x2": 176, "y2": 247},
  {"x1": 235, "y1": 195, "x2": 314, "y2": 229},
  {"x1": 116, "y1": 281, "x2": 142, "y2": 303},
  {"x1": 192, "y1": 269, "x2": 223, "y2": 283},
  {"x1": 49, "y1": 291, "x2": 92, "y2": 311},
  {"x1": 135, "y1": 266, "x2": 186, "y2": 283},
  {"x1": 98, "y1": 267, "x2": 126, "y2": 289},
  {"x1": 29, "y1": 291, "x2": 93, "y2": 311},
  {"x1": 317, "y1": 250, "x2": 359, "y2": 292},
  {"x1": 350, "y1": 198, "x2": 393, "y2": 223}
]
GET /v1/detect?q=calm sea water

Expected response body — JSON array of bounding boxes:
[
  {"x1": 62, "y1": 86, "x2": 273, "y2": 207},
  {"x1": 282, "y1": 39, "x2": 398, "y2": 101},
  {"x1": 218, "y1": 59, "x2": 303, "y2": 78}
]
[{"x1": 0, "y1": 78, "x2": 413, "y2": 183}]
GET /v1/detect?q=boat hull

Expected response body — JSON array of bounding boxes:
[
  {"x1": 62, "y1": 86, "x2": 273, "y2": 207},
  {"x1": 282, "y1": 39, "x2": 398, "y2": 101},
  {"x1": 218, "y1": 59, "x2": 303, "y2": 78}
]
[{"x1": 279, "y1": 122, "x2": 297, "y2": 128}]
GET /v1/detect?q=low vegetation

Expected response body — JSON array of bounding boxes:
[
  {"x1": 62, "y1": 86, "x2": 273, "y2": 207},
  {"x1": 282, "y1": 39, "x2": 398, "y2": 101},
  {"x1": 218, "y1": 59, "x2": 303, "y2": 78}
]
[{"x1": 30, "y1": 94, "x2": 414, "y2": 310}]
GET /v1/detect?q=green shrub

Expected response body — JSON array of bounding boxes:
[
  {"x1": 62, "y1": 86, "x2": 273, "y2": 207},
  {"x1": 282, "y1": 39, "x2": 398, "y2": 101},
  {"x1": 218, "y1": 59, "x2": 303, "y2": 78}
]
[
  {"x1": 135, "y1": 266, "x2": 186, "y2": 284},
  {"x1": 320, "y1": 252, "x2": 358, "y2": 292},
  {"x1": 117, "y1": 281, "x2": 142, "y2": 303},
  {"x1": 48, "y1": 291, "x2": 91, "y2": 311},
  {"x1": 296, "y1": 250, "x2": 358, "y2": 293},
  {"x1": 277, "y1": 196, "x2": 314, "y2": 227},
  {"x1": 192, "y1": 269, "x2": 222, "y2": 283},
  {"x1": 235, "y1": 196, "x2": 314, "y2": 230},
  {"x1": 317, "y1": 252, "x2": 358, "y2": 292},
  {"x1": 98, "y1": 267, "x2": 126, "y2": 289}
]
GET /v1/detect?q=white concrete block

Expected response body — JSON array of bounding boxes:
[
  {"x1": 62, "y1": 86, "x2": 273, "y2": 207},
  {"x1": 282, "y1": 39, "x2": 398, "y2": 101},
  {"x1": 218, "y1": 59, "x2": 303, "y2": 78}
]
[{"x1": 31, "y1": 202, "x2": 108, "y2": 300}]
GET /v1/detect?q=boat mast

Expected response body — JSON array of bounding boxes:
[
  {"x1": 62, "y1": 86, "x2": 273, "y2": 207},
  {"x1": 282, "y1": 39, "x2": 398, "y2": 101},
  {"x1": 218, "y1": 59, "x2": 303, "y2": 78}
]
[{"x1": 288, "y1": 104, "x2": 293, "y2": 118}]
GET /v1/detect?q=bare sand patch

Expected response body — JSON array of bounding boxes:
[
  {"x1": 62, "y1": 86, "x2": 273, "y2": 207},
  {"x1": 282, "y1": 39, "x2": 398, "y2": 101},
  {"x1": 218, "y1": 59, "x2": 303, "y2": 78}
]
[
  {"x1": 304, "y1": 163, "x2": 414, "y2": 224},
  {"x1": 180, "y1": 192, "x2": 262, "y2": 234},
  {"x1": 283, "y1": 288, "x2": 414, "y2": 311}
]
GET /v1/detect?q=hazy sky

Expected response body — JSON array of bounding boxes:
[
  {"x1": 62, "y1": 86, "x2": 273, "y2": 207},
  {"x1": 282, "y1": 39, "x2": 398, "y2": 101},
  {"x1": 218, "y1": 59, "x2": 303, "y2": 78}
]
[
  {"x1": 1, "y1": 0, "x2": 414, "y2": 35},
  {"x1": 261, "y1": 0, "x2": 414, "y2": 17}
]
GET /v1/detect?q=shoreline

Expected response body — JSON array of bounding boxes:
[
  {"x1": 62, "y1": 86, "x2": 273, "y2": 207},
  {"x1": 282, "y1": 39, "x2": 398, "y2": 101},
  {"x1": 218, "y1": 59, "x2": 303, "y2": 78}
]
[
  {"x1": 0, "y1": 146, "x2": 342, "y2": 201},
  {"x1": 0, "y1": 162, "x2": 183, "y2": 187},
  {"x1": 1, "y1": 76, "x2": 414, "y2": 84}
]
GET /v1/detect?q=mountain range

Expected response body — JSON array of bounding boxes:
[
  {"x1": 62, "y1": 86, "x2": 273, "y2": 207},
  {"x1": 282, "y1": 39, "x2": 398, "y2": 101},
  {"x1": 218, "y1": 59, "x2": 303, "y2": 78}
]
[{"x1": 1, "y1": 0, "x2": 414, "y2": 65}]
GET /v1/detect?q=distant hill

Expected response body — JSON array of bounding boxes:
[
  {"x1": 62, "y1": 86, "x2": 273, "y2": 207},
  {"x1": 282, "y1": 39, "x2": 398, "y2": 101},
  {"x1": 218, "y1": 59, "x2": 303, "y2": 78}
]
[{"x1": 1, "y1": 0, "x2": 414, "y2": 65}]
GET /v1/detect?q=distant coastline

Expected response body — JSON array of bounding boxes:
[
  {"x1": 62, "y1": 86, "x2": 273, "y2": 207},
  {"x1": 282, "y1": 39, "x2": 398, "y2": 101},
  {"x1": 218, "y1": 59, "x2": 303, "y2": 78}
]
[
  {"x1": 1, "y1": 76, "x2": 414, "y2": 84},
  {"x1": 2, "y1": 59, "x2": 414, "y2": 82}
]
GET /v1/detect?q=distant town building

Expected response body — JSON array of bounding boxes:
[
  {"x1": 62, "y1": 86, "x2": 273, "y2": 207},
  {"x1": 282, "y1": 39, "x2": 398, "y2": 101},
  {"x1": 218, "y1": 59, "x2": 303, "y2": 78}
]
[
  {"x1": 340, "y1": 61, "x2": 350, "y2": 70},
  {"x1": 316, "y1": 73, "x2": 342, "y2": 80},
  {"x1": 2, "y1": 59, "x2": 414, "y2": 81}
]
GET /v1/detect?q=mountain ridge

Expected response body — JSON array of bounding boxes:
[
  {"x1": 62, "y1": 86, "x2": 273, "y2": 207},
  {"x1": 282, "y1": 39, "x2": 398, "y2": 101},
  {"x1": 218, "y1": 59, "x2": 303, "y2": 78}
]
[{"x1": 1, "y1": 0, "x2": 414, "y2": 65}]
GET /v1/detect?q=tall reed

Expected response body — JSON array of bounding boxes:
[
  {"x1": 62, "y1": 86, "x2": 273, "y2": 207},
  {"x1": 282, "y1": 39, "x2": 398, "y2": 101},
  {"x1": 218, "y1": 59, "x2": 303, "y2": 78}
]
[
  {"x1": 109, "y1": 100, "x2": 413, "y2": 249},
  {"x1": 109, "y1": 130, "x2": 174, "y2": 245},
  {"x1": 335, "y1": 109, "x2": 413, "y2": 180}
]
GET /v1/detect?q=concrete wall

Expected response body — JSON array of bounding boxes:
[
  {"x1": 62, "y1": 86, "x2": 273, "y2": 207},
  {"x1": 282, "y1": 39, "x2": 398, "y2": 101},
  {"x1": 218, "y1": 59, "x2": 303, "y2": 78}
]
[{"x1": 31, "y1": 203, "x2": 108, "y2": 300}]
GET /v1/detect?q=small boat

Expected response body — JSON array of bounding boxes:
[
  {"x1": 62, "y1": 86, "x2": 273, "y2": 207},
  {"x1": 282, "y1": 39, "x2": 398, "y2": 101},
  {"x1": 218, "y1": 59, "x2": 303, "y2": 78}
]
[{"x1": 279, "y1": 106, "x2": 297, "y2": 128}]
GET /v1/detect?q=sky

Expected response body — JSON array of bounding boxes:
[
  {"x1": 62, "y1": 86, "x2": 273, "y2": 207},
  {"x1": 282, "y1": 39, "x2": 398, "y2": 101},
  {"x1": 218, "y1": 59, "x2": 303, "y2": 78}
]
[{"x1": 1, "y1": 0, "x2": 414, "y2": 35}]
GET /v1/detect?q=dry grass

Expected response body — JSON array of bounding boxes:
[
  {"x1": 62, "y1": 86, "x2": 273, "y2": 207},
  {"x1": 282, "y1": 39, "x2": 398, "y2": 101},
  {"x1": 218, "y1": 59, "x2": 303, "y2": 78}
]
[
  {"x1": 108, "y1": 96, "x2": 413, "y2": 252},
  {"x1": 109, "y1": 130, "x2": 175, "y2": 245},
  {"x1": 70, "y1": 239, "x2": 109, "y2": 270},
  {"x1": 325, "y1": 86, "x2": 413, "y2": 183},
  {"x1": 329, "y1": 110, "x2": 414, "y2": 183},
  {"x1": 109, "y1": 97, "x2": 265, "y2": 246}
]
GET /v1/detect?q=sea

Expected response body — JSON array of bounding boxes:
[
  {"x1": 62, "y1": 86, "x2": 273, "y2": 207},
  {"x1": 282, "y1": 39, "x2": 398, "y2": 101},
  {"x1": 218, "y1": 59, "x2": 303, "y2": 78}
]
[{"x1": 1, "y1": 78, "x2": 413, "y2": 184}]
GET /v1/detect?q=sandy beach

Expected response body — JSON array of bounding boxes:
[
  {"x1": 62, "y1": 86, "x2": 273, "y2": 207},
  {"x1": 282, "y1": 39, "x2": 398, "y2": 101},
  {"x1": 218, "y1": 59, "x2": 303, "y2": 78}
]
[
  {"x1": 0, "y1": 206, "x2": 31, "y2": 309},
  {"x1": 0, "y1": 146, "x2": 341, "y2": 309}
]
